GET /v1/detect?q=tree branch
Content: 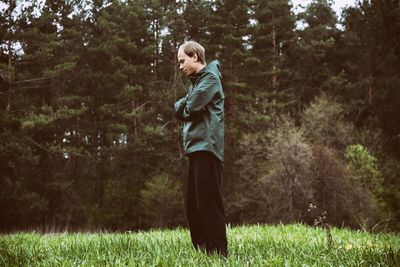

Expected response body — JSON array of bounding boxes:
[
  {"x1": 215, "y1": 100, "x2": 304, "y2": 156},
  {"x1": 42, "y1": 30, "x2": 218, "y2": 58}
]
[
  {"x1": 14, "y1": 132, "x2": 58, "y2": 156},
  {"x1": 13, "y1": 76, "x2": 52, "y2": 85},
  {"x1": 14, "y1": 132, "x2": 93, "y2": 159}
]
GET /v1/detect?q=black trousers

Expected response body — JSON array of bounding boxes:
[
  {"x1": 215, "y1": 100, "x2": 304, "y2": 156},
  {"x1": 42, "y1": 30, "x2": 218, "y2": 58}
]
[{"x1": 187, "y1": 151, "x2": 228, "y2": 256}]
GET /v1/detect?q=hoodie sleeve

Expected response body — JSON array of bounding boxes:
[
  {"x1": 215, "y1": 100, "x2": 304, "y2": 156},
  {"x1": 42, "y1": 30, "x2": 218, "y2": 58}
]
[
  {"x1": 179, "y1": 73, "x2": 220, "y2": 121},
  {"x1": 174, "y1": 96, "x2": 187, "y2": 121}
]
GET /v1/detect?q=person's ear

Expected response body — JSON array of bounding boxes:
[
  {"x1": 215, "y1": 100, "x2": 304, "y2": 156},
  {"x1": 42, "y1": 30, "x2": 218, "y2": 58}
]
[{"x1": 192, "y1": 53, "x2": 198, "y2": 62}]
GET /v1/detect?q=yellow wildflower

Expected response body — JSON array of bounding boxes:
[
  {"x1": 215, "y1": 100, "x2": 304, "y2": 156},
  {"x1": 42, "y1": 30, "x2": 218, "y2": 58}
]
[{"x1": 345, "y1": 244, "x2": 353, "y2": 250}]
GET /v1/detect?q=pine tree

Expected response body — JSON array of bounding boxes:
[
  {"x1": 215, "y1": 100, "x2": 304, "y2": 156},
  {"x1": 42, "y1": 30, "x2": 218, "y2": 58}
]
[
  {"x1": 226, "y1": 0, "x2": 297, "y2": 222},
  {"x1": 290, "y1": 0, "x2": 340, "y2": 110},
  {"x1": 341, "y1": 0, "x2": 400, "y2": 230}
]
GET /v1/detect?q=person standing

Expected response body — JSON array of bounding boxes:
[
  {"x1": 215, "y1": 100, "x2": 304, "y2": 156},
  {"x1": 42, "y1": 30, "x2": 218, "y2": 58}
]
[{"x1": 174, "y1": 41, "x2": 227, "y2": 257}]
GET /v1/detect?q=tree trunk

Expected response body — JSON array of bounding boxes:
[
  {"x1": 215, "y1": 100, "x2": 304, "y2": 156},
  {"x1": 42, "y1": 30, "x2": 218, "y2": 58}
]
[
  {"x1": 289, "y1": 175, "x2": 294, "y2": 222},
  {"x1": 153, "y1": 19, "x2": 159, "y2": 80},
  {"x1": 6, "y1": 28, "x2": 12, "y2": 112},
  {"x1": 272, "y1": 18, "x2": 277, "y2": 90},
  {"x1": 129, "y1": 56, "x2": 133, "y2": 85},
  {"x1": 99, "y1": 164, "x2": 104, "y2": 208},
  {"x1": 172, "y1": 41, "x2": 178, "y2": 101},
  {"x1": 128, "y1": 31, "x2": 134, "y2": 86},
  {"x1": 132, "y1": 100, "x2": 138, "y2": 137},
  {"x1": 368, "y1": 85, "x2": 372, "y2": 104}
]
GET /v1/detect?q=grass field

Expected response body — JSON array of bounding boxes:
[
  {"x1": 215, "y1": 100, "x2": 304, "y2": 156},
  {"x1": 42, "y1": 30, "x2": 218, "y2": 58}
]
[{"x1": 0, "y1": 224, "x2": 398, "y2": 266}]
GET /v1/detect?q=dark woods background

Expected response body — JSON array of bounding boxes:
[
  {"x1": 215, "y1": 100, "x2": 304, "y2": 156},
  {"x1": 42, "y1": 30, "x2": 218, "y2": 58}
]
[{"x1": 0, "y1": 0, "x2": 399, "y2": 233}]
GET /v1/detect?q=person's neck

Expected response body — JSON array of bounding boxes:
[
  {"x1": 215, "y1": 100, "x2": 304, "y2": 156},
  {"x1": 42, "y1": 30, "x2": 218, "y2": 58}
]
[{"x1": 194, "y1": 63, "x2": 206, "y2": 74}]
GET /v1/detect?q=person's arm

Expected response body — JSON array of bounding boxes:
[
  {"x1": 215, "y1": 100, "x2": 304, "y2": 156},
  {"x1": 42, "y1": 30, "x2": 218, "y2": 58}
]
[
  {"x1": 178, "y1": 73, "x2": 219, "y2": 121},
  {"x1": 174, "y1": 96, "x2": 188, "y2": 121}
]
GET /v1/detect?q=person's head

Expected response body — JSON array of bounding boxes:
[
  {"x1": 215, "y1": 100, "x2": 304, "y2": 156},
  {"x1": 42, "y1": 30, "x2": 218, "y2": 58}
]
[{"x1": 177, "y1": 41, "x2": 206, "y2": 76}]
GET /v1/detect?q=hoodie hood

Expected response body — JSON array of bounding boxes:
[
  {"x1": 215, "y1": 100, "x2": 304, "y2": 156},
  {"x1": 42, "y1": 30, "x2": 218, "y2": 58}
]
[{"x1": 205, "y1": 60, "x2": 221, "y2": 79}]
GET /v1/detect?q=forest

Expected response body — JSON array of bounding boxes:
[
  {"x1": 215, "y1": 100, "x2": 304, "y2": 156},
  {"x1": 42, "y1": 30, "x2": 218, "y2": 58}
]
[{"x1": 0, "y1": 0, "x2": 399, "y2": 233}]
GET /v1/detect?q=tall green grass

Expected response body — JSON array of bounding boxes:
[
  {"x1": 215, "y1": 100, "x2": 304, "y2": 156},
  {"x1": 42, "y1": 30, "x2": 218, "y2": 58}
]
[{"x1": 0, "y1": 224, "x2": 398, "y2": 266}]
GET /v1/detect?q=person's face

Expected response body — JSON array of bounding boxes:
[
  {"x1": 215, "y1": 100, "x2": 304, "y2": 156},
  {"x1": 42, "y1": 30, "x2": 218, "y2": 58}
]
[{"x1": 178, "y1": 48, "x2": 198, "y2": 76}]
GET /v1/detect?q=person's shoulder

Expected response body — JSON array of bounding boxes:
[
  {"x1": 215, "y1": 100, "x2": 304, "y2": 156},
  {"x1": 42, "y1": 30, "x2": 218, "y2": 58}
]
[
  {"x1": 201, "y1": 70, "x2": 219, "y2": 80},
  {"x1": 198, "y1": 72, "x2": 222, "y2": 90}
]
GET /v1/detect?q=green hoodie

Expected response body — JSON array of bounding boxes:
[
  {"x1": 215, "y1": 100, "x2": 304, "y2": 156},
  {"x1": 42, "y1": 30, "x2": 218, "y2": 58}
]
[{"x1": 174, "y1": 60, "x2": 225, "y2": 161}]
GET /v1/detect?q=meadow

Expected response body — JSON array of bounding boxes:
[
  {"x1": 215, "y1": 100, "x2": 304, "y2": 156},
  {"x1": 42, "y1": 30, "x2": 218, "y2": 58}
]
[{"x1": 0, "y1": 224, "x2": 398, "y2": 266}]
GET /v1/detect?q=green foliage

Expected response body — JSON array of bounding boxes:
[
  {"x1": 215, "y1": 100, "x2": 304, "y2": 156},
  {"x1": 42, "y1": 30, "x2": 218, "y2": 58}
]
[
  {"x1": 139, "y1": 174, "x2": 184, "y2": 228},
  {"x1": 290, "y1": 0, "x2": 340, "y2": 108},
  {"x1": 345, "y1": 144, "x2": 383, "y2": 193},
  {"x1": 230, "y1": 115, "x2": 313, "y2": 223},
  {"x1": 301, "y1": 94, "x2": 355, "y2": 149},
  {"x1": 265, "y1": 116, "x2": 314, "y2": 221},
  {"x1": 341, "y1": 0, "x2": 400, "y2": 156},
  {"x1": 21, "y1": 105, "x2": 87, "y2": 130},
  {"x1": 117, "y1": 85, "x2": 143, "y2": 100},
  {"x1": 0, "y1": 0, "x2": 399, "y2": 232},
  {"x1": 307, "y1": 144, "x2": 353, "y2": 226},
  {"x1": 0, "y1": 115, "x2": 46, "y2": 229}
]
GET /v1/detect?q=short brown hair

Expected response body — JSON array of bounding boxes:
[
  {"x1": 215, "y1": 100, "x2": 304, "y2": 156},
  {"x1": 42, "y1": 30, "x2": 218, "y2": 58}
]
[{"x1": 179, "y1": 41, "x2": 206, "y2": 64}]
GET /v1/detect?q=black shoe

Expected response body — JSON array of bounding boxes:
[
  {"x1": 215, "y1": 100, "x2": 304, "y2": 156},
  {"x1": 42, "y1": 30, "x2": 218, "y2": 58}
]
[{"x1": 206, "y1": 248, "x2": 228, "y2": 258}]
